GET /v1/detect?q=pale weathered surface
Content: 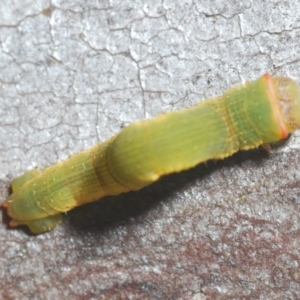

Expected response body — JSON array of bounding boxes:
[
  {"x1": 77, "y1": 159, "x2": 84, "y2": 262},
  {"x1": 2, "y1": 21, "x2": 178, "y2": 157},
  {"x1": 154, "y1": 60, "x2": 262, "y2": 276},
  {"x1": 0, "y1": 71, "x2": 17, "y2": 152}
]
[{"x1": 1, "y1": 1, "x2": 300, "y2": 299}]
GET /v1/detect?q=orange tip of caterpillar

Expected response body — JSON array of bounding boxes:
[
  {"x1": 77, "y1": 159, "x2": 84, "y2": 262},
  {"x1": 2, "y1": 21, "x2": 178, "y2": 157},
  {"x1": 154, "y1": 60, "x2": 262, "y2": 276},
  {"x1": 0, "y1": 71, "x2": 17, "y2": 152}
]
[
  {"x1": 2, "y1": 200, "x2": 8, "y2": 208},
  {"x1": 264, "y1": 74, "x2": 289, "y2": 140},
  {"x1": 9, "y1": 220, "x2": 19, "y2": 228}
]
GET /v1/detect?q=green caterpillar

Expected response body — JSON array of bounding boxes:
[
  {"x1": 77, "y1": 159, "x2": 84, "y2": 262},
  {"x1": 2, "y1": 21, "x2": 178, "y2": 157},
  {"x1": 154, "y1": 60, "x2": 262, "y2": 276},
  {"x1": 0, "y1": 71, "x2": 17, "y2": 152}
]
[{"x1": 3, "y1": 74, "x2": 300, "y2": 234}]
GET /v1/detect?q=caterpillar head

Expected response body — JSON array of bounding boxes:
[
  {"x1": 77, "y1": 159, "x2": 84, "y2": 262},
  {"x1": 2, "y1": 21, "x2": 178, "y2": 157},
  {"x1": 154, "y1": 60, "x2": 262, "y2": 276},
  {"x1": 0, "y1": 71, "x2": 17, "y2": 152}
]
[{"x1": 273, "y1": 76, "x2": 300, "y2": 134}]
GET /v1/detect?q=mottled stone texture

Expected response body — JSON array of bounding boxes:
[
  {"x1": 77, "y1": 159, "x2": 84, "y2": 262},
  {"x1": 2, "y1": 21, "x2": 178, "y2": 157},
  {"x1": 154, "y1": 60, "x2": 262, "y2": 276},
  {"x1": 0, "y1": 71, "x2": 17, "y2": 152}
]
[{"x1": 1, "y1": 1, "x2": 300, "y2": 299}]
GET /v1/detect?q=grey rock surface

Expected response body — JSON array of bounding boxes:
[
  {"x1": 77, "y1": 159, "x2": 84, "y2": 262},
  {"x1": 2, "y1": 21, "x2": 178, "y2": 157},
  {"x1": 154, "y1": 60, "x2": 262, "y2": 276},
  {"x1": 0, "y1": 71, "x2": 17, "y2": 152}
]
[{"x1": 1, "y1": 0, "x2": 300, "y2": 299}]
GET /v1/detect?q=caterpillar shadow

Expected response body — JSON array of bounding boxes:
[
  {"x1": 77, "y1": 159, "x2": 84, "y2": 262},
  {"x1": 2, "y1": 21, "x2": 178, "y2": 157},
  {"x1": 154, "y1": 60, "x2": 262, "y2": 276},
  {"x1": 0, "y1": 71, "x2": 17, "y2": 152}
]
[{"x1": 67, "y1": 145, "x2": 273, "y2": 235}]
